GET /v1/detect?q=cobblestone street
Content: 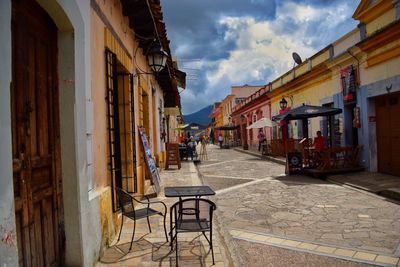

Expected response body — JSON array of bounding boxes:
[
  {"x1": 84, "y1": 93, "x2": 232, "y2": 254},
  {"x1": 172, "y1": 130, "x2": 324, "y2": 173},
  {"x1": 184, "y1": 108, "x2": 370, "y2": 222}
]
[
  {"x1": 97, "y1": 144, "x2": 400, "y2": 266},
  {"x1": 200, "y1": 145, "x2": 400, "y2": 267}
]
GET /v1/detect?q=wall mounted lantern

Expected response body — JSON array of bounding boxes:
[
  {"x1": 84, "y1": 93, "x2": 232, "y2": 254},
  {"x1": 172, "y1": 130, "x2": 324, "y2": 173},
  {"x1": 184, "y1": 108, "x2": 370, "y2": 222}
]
[
  {"x1": 279, "y1": 97, "x2": 288, "y2": 110},
  {"x1": 147, "y1": 43, "x2": 168, "y2": 73}
]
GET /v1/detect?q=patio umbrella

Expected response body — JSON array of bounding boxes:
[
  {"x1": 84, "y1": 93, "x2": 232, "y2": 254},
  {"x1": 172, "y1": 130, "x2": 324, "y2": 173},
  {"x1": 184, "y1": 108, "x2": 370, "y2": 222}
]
[
  {"x1": 272, "y1": 103, "x2": 342, "y2": 146},
  {"x1": 272, "y1": 104, "x2": 342, "y2": 121},
  {"x1": 246, "y1": 117, "x2": 276, "y2": 129}
]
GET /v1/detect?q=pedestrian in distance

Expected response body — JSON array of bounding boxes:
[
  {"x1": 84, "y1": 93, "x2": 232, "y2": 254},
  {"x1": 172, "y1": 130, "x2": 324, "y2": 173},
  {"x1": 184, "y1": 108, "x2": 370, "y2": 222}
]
[
  {"x1": 258, "y1": 129, "x2": 266, "y2": 151},
  {"x1": 312, "y1": 130, "x2": 326, "y2": 166},
  {"x1": 218, "y1": 134, "x2": 223, "y2": 149},
  {"x1": 313, "y1": 130, "x2": 326, "y2": 152},
  {"x1": 187, "y1": 136, "x2": 197, "y2": 160}
]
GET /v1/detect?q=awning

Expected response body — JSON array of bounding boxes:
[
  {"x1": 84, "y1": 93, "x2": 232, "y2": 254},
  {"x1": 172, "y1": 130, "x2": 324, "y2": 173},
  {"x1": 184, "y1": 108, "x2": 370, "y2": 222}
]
[
  {"x1": 246, "y1": 118, "x2": 276, "y2": 129},
  {"x1": 215, "y1": 125, "x2": 240, "y2": 130},
  {"x1": 272, "y1": 104, "x2": 342, "y2": 121},
  {"x1": 175, "y1": 124, "x2": 189, "y2": 130}
]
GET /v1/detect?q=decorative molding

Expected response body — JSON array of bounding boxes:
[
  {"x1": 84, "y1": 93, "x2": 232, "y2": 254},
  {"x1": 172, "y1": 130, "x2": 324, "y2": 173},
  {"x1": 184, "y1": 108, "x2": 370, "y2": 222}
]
[
  {"x1": 366, "y1": 44, "x2": 400, "y2": 67},
  {"x1": 353, "y1": 0, "x2": 394, "y2": 23}
]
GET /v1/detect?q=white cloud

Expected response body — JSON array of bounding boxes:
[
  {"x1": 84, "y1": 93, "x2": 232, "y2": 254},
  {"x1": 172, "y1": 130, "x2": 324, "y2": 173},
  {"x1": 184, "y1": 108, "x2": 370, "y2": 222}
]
[
  {"x1": 206, "y1": 1, "x2": 355, "y2": 91},
  {"x1": 173, "y1": 1, "x2": 359, "y2": 113}
]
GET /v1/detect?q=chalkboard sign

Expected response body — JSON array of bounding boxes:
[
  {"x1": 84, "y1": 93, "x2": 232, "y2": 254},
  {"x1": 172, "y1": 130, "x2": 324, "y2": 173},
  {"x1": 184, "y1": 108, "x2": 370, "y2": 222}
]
[
  {"x1": 165, "y1": 143, "x2": 181, "y2": 170},
  {"x1": 286, "y1": 152, "x2": 303, "y2": 175},
  {"x1": 138, "y1": 127, "x2": 160, "y2": 194}
]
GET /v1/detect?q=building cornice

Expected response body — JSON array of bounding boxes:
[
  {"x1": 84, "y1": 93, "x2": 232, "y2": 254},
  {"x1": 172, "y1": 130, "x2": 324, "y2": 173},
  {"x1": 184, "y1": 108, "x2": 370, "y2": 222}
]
[{"x1": 353, "y1": 0, "x2": 394, "y2": 23}]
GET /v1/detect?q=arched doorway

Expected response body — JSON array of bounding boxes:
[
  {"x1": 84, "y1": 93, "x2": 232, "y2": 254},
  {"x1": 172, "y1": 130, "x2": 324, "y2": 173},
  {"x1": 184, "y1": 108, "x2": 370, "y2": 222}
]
[{"x1": 12, "y1": 0, "x2": 64, "y2": 265}]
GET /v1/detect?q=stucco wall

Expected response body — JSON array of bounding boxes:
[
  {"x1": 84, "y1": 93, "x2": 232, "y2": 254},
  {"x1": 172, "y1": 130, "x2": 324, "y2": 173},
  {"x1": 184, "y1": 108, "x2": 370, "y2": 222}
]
[
  {"x1": 362, "y1": 56, "x2": 400, "y2": 85},
  {"x1": 333, "y1": 29, "x2": 360, "y2": 56},
  {"x1": 91, "y1": 7, "x2": 109, "y2": 190}
]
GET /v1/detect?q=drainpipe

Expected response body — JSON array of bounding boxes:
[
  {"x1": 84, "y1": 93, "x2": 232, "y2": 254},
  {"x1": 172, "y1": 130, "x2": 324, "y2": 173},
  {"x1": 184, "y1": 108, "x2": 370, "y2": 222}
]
[{"x1": 347, "y1": 48, "x2": 360, "y2": 82}]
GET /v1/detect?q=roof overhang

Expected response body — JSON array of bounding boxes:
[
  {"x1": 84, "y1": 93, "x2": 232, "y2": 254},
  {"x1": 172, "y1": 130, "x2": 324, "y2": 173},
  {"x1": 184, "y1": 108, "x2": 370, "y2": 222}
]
[{"x1": 120, "y1": 0, "x2": 185, "y2": 108}]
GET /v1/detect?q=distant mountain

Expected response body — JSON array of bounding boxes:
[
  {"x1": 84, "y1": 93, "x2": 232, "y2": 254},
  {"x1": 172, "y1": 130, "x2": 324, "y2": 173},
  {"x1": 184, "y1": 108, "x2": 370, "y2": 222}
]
[{"x1": 183, "y1": 105, "x2": 213, "y2": 126}]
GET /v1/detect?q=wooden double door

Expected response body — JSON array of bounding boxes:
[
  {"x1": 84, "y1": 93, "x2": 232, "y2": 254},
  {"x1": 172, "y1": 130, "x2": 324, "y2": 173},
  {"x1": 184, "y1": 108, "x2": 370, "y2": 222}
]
[
  {"x1": 12, "y1": 0, "x2": 64, "y2": 266},
  {"x1": 376, "y1": 92, "x2": 400, "y2": 177}
]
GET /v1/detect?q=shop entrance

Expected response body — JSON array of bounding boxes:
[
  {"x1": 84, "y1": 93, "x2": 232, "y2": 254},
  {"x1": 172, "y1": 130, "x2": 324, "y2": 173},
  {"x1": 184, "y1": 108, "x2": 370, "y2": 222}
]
[{"x1": 375, "y1": 92, "x2": 400, "y2": 176}]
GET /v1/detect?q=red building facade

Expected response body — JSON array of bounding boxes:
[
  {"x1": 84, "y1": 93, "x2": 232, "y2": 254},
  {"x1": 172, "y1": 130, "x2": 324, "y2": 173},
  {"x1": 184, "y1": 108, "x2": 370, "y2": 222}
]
[{"x1": 231, "y1": 84, "x2": 272, "y2": 150}]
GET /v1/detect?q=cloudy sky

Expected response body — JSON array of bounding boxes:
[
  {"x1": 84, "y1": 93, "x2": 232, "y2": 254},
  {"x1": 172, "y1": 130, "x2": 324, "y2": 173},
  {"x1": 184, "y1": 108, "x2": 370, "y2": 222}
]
[{"x1": 161, "y1": 0, "x2": 361, "y2": 115}]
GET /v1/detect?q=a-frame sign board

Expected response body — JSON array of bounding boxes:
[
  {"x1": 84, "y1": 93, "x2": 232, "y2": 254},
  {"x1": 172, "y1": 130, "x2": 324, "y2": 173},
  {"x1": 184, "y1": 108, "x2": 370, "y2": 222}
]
[{"x1": 138, "y1": 126, "x2": 161, "y2": 194}]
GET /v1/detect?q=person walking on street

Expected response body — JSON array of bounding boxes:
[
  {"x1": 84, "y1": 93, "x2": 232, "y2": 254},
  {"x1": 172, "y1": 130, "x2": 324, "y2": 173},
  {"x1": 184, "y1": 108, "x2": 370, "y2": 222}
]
[
  {"x1": 187, "y1": 136, "x2": 197, "y2": 160},
  {"x1": 218, "y1": 134, "x2": 224, "y2": 149},
  {"x1": 258, "y1": 129, "x2": 266, "y2": 151}
]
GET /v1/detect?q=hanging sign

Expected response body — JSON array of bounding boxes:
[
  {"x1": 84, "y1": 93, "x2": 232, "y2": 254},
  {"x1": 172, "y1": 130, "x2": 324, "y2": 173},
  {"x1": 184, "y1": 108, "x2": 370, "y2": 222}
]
[
  {"x1": 341, "y1": 65, "x2": 357, "y2": 103},
  {"x1": 138, "y1": 126, "x2": 161, "y2": 194}
]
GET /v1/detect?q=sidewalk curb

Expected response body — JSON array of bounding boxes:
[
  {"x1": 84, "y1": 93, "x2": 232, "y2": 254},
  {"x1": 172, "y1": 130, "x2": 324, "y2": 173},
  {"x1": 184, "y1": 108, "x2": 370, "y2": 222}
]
[{"x1": 233, "y1": 147, "x2": 286, "y2": 165}]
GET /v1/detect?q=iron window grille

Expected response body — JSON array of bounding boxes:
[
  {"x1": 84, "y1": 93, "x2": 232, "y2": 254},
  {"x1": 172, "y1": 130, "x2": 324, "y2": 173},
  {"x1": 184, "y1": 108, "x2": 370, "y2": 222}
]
[{"x1": 105, "y1": 49, "x2": 137, "y2": 211}]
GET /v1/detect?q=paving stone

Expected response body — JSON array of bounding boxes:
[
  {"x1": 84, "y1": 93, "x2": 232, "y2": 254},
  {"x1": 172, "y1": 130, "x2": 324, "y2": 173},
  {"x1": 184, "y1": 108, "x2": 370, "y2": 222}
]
[
  {"x1": 268, "y1": 237, "x2": 285, "y2": 244},
  {"x1": 251, "y1": 234, "x2": 271, "y2": 242},
  {"x1": 353, "y1": 252, "x2": 377, "y2": 261},
  {"x1": 374, "y1": 255, "x2": 399, "y2": 265},
  {"x1": 297, "y1": 243, "x2": 319, "y2": 251},
  {"x1": 343, "y1": 232, "x2": 370, "y2": 239},
  {"x1": 334, "y1": 248, "x2": 356, "y2": 257},
  {"x1": 321, "y1": 233, "x2": 343, "y2": 239},
  {"x1": 315, "y1": 246, "x2": 337, "y2": 253},
  {"x1": 281, "y1": 239, "x2": 301, "y2": 247}
]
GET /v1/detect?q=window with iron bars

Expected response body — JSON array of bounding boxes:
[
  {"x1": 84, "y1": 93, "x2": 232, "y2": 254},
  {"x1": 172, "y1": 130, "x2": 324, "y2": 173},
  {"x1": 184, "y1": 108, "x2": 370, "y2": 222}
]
[{"x1": 105, "y1": 49, "x2": 138, "y2": 211}]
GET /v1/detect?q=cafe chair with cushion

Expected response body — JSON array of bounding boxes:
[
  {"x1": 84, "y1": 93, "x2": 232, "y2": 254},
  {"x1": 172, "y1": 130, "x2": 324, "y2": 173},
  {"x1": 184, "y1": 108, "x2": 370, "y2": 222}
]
[
  {"x1": 115, "y1": 187, "x2": 168, "y2": 251},
  {"x1": 170, "y1": 198, "x2": 217, "y2": 266}
]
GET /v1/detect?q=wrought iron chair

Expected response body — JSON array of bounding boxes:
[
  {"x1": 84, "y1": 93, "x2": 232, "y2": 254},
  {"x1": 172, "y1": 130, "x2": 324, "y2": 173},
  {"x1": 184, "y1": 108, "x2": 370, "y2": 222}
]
[
  {"x1": 115, "y1": 187, "x2": 168, "y2": 251},
  {"x1": 170, "y1": 198, "x2": 217, "y2": 266}
]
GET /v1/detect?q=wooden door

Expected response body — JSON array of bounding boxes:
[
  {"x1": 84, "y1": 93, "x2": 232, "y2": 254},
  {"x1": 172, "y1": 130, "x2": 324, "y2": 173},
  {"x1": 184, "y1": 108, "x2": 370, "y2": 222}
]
[
  {"x1": 376, "y1": 93, "x2": 400, "y2": 176},
  {"x1": 12, "y1": 0, "x2": 64, "y2": 266}
]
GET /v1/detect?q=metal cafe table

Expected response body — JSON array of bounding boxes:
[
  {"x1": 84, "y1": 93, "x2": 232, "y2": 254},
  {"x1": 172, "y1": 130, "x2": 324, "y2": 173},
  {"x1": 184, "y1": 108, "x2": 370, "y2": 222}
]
[
  {"x1": 164, "y1": 186, "x2": 216, "y2": 245},
  {"x1": 164, "y1": 185, "x2": 215, "y2": 199}
]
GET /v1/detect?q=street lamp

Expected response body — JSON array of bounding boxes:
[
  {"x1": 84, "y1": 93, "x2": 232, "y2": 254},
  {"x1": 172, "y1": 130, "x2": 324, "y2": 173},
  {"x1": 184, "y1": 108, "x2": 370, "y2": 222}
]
[{"x1": 279, "y1": 97, "x2": 288, "y2": 110}]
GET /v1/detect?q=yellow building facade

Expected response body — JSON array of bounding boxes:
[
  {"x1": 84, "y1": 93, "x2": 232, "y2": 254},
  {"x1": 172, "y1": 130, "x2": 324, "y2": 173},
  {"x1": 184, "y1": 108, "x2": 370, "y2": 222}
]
[{"x1": 268, "y1": 0, "x2": 400, "y2": 175}]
